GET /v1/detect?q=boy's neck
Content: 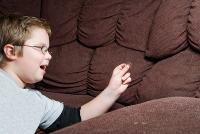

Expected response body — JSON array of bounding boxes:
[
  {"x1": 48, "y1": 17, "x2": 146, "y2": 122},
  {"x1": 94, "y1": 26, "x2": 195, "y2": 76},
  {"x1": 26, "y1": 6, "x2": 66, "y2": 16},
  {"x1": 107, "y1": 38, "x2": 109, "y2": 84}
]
[{"x1": 1, "y1": 67, "x2": 26, "y2": 88}]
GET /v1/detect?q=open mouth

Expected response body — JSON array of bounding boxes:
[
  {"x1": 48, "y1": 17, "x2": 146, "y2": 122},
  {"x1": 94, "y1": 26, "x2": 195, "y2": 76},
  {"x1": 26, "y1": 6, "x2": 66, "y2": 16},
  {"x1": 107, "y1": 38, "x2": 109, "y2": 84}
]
[{"x1": 40, "y1": 65, "x2": 47, "y2": 71}]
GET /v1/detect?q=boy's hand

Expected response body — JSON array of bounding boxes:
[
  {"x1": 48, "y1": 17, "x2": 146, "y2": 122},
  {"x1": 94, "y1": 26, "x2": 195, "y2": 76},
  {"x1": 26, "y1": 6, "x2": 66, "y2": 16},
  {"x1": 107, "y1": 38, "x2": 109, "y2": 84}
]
[
  {"x1": 106, "y1": 63, "x2": 131, "y2": 97},
  {"x1": 80, "y1": 63, "x2": 131, "y2": 120}
]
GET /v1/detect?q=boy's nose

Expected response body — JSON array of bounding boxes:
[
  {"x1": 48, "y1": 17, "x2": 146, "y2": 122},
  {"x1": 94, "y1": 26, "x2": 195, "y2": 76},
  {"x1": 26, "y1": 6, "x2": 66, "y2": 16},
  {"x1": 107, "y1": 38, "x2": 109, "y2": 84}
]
[{"x1": 46, "y1": 51, "x2": 52, "y2": 60}]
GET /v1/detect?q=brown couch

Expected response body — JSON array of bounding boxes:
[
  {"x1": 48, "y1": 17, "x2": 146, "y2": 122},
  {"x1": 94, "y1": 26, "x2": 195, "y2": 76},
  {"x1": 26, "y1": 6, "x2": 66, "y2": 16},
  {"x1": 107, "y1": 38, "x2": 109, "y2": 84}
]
[{"x1": 1, "y1": 0, "x2": 200, "y2": 133}]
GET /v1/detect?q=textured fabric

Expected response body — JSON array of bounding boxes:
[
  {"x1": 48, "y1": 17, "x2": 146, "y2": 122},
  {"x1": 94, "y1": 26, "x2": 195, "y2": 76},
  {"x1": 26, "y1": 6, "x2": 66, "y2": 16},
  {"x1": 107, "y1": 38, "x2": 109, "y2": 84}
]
[
  {"x1": 117, "y1": 0, "x2": 160, "y2": 51},
  {"x1": 145, "y1": 0, "x2": 191, "y2": 59},
  {"x1": 40, "y1": 90, "x2": 124, "y2": 111},
  {"x1": 0, "y1": 0, "x2": 41, "y2": 17},
  {"x1": 188, "y1": 0, "x2": 200, "y2": 52},
  {"x1": 87, "y1": 43, "x2": 153, "y2": 105},
  {"x1": 41, "y1": 0, "x2": 84, "y2": 47},
  {"x1": 138, "y1": 47, "x2": 200, "y2": 103},
  {"x1": 51, "y1": 97, "x2": 200, "y2": 134},
  {"x1": 36, "y1": 41, "x2": 93, "y2": 94},
  {"x1": 78, "y1": 0, "x2": 121, "y2": 47},
  {"x1": 0, "y1": 69, "x2": 63, "y2": 134}
]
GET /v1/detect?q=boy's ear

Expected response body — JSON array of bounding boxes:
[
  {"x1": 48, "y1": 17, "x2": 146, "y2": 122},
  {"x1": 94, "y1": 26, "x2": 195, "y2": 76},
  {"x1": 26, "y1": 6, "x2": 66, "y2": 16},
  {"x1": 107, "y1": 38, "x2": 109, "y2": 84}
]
[{"x1": 3, "y1": 44, "x2": 18, "y2": 60}]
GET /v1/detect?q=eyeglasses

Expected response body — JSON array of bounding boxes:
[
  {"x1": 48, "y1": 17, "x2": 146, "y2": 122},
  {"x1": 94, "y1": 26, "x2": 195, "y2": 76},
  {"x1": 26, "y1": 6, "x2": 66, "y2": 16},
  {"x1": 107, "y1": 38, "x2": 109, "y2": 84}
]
[{"x1": 14, "y1": 44, "x2": 51, "y2": 55}]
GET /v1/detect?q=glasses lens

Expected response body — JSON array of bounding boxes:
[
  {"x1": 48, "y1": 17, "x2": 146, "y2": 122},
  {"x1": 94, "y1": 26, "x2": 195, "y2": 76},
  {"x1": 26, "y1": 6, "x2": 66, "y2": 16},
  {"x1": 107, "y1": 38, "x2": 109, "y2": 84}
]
[{"x1": 41, "y1": 46, "x2": 48, "y2": 54}]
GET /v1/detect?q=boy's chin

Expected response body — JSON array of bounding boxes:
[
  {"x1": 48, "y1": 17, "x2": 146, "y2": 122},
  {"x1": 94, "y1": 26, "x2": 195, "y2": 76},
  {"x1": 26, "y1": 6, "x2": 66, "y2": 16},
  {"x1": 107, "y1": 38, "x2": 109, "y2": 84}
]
[
  {"x1": 36, "y1": 77, "x2": 43, "y2": 83},
  {"x1": 31, "y1": 76, "x2": 44, "y2": 84},
  {"x1": 23, "y1": 76, "x2": 44, "y2": 87}
]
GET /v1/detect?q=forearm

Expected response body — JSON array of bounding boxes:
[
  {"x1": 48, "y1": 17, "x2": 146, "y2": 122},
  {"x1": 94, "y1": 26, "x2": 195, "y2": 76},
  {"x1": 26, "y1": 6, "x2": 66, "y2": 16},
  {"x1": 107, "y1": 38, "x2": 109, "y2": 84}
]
[{"x1": 80, "y1": 88, "x2": 119, "y2": 121}]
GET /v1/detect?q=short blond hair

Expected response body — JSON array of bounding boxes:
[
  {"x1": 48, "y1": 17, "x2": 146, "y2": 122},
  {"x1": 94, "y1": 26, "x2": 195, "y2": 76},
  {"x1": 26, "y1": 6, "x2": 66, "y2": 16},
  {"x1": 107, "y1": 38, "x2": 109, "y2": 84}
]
[{"x1": 0, "y1": 14, "x2": 51, "y2": 66}]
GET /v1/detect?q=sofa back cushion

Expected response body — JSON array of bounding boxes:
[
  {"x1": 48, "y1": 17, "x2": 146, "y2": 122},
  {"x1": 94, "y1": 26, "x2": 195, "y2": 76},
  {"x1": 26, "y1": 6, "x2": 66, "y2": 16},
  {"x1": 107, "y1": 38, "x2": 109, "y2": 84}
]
[
  {"x1": 37, "y1": 42, "x2": 93, "y2": 94},
  {"x1": 0, "y1": 0, "x2": 41, "y2": 17},
  {"x1": 117, "y1": 0, "x2": 160, "y2": 51},
  {"x1": 188, "y1": 0, "x2": 200, "y2": 52},
  {"x1": 145, "y1": 0, "x2": 191, "y2": 59},
  {"x1": 41, "y1": 0, "x2": 84, "y2": 47},
  {"x1": 137, "y1": 0, "x2": 200, "y2": 103},
  {"x1": 78, "y1": 0, "x2": 121, "y2": 47}
]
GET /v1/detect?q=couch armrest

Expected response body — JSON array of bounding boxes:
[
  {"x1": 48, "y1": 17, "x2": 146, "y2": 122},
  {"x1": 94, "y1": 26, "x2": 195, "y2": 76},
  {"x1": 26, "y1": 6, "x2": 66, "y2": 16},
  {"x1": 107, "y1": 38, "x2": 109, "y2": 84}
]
[{"x1": 50, "y1": 97, "x2": 200, "y2": 134}]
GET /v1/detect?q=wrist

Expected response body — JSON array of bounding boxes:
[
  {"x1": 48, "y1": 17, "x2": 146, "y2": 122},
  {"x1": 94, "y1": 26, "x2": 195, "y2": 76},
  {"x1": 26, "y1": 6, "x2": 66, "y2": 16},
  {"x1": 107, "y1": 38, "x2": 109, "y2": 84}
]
[{"x1": 102, "y1": 87, "x2": 121, "y2": 101}]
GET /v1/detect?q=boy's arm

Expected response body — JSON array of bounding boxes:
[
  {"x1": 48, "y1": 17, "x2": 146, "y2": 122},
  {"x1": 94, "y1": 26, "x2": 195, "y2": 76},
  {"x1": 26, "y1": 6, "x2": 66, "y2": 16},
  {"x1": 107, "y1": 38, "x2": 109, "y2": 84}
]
[{"x1": 80, "y1": 63, "x2": 131, "y2": 121}]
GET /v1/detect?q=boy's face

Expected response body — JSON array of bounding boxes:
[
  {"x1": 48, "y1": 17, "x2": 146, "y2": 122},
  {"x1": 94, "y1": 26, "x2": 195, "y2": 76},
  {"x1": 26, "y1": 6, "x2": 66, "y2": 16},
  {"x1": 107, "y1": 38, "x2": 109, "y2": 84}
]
[{"x1": 14, "y1": 27, "x2": 51, "y2": 85}]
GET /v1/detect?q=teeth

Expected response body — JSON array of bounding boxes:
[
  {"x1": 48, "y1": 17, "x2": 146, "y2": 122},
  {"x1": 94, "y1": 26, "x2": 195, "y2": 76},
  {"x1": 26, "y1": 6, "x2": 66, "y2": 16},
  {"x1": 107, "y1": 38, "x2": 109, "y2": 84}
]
[{"x1": 43, "y1": 66, "x2": 46, "y2": 70}]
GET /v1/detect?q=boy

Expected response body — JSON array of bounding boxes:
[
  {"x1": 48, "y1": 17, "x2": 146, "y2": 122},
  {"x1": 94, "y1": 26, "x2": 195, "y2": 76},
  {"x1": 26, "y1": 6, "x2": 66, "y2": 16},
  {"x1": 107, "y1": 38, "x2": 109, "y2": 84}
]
[{"x1": 0, "y1": 14, "x2": 131, "y2": 134}]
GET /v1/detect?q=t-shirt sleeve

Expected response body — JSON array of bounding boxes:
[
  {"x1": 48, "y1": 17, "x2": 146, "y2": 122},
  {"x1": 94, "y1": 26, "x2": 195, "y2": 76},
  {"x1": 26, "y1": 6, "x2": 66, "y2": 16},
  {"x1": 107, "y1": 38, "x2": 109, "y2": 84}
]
[
  {"x1": 44, "y1": 106, "x2": 81, "y2": 133},
  {"x1": 36, "y1": 92, "x2": 64, "y2": 129}
]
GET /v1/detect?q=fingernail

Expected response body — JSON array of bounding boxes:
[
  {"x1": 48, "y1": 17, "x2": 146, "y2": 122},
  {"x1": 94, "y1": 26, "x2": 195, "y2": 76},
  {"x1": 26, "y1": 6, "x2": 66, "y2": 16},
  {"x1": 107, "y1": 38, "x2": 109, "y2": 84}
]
[{"x1": 126, "y1": 62, "x2": 132, "y2": 69}]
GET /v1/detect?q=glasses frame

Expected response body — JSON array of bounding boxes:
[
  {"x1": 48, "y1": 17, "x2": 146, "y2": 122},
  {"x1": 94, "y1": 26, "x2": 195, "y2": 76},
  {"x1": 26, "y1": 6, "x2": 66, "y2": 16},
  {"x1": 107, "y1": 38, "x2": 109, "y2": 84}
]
[{"x1": 13, "y1": 44, "x2": 51, "y2": 55}]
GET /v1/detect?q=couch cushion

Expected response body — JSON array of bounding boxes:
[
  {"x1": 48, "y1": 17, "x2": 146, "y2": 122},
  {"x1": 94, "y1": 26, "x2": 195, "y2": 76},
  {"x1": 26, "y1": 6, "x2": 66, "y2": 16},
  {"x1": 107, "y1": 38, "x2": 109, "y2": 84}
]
[
  {"x1": 41, "y1": 0, "x2": 84, "y2": 47},
  {"x1": 51, "y1": 97, "x2": 200, "y2": 134},
  {"x1": 188, "y1": 0, "x2": 200, "y2": 52},
  {"x1": 138, "y1": 47, "x2": 200, "y2": 103},
  {"x1": 0, "y1": 0, "x2": 41, "y2": 17},
  {"x1": 40, "y1": 91, "x2": 94, "y2": 107},
  {"x1": 87, "y1": 42, "x2": 153, "y2": 105},
  {"x1": 78, "y1": 0, "x2": 122, "y2": 47},
  {"x1": 116, "y1": 0, "x2": 160, "y2": 51},
  {"x1": 145, "y1": 0, "x2": 191, "y2": 59},
  {"x1": 40, "y1": 90, "x2": 124, "y2": 110},
  {"x1": 36, "y1": 41, "x2": 93, "y2": 94},
  {"x1": 78, "y1": 0, "x2": 160, "y2": 51}
]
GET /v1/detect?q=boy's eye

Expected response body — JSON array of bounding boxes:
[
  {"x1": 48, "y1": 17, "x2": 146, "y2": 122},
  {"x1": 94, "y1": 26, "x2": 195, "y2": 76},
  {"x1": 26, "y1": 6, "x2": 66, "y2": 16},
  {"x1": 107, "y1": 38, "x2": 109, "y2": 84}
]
[
  {"x1": 41, "y1": 46, "x2": 48, "y2": 53},
  {"x1": 13, "y1": 44, "x2": 50, "y2": 55}
]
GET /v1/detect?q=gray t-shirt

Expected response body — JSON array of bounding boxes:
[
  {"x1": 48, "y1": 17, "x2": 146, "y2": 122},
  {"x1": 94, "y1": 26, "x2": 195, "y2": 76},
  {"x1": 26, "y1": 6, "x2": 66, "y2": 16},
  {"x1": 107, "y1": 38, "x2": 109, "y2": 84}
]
[{"x1": 0, "y1": 69, "x2": 64, "y2": 134}]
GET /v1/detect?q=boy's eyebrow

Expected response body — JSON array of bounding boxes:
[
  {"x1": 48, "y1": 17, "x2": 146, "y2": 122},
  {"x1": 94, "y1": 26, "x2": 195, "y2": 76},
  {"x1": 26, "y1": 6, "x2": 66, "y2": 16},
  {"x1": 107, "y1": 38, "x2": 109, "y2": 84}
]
[{"x1": 25, "y1": 43, "x2": 49, "y2": 47}]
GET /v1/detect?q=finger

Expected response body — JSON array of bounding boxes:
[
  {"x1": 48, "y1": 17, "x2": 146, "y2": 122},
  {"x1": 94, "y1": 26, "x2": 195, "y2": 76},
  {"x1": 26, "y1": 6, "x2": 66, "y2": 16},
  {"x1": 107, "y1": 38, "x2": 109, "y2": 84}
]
[
  {"x1": 122, "y1": 72, "x2": 131, "y2": 81},
  {"x1": 115, "y1": 63, "x2": 126, "y2": 71},
  {"x1": 126, "y1": 62, "x2": 132, "y2": 69},
  {"x1": 122, "y1": 77, "x2": 131, "y2": 85},
  {"x1": 112, "y1": 63, "x2": 126, "y2": 75},
  {"x1": 119, "y1": 64, "x2": 130, "y2": 76}
]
